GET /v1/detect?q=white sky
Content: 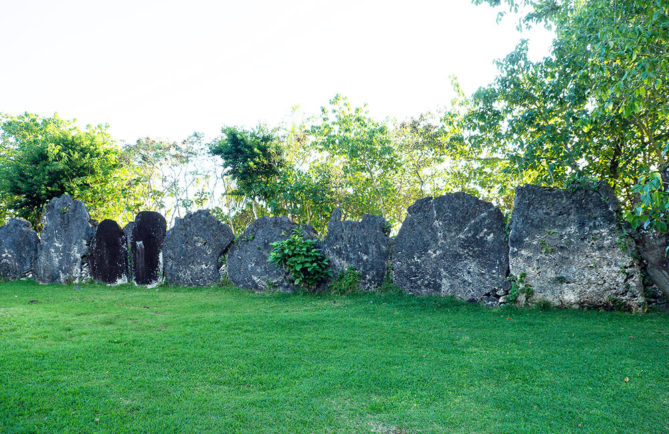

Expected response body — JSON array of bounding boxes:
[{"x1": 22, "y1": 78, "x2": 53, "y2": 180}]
[{"x1": 0, "y1": 0, "x2": 553, "y2": 144}]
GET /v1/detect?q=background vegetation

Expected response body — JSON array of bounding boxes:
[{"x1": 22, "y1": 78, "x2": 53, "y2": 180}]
[{"x1": 0, "y1": 0, "x2": 666, "y2": 235}]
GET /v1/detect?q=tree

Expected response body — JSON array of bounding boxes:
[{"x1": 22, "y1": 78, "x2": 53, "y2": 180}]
[
  {"x1": 465, "y1": 0, "x2": 669, "y2": 230},
  {"x1": 0, "y1": 113, "x2": 132, "y2": 227},
  {"x1": 310, "y1": 95, "x2": 401, "y2": 223}
]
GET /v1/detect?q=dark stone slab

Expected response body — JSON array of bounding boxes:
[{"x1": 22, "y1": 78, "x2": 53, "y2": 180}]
[
  {"x1": 322, "y1": 208, "x2": 389, "y2": 290},
  {"x1": 123, "y1": 222, "x2": 135, "y2": 278},
  {"x1": 227, "y1": 216, "x2": 317, "y2": 292},
  {"x1": 164, "y1": 210, "x2": 235, "y2": 287},
  {"x1": 509, "y1": 183, "x2": 643, "y2": 309},
  {"x1": 89, "y1": 219, "x2": 128, "y2": 284},
  {"x1": 35, "y1": 195, "x2": 95, "y2": 284},
  {"x1": 0, "y1": 219, "x2": 40, "y2": 280},
  {"x1": 637, "y1": 231, "x2": 669, "y2": 301},
  {"x1": 392, "y1": 193, "x2": 509, "y2": 302},
  {"x1": 131, "y1": 211, "x2": 166, "y2": 286}
]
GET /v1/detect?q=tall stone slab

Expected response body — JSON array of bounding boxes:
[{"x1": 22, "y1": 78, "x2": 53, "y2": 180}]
[
  {"x1": 123, "y1": 222, "x2": 135, "y2": 279},
  {"x1": 89, "y1": 219, "x2": 128, "y2": 284},
  {"x1": 322, "y1": 209, "x2": 390, "y2": 290},
  {"x1": 0, "y1": 219, "x2": 40, "y2": 280},
  {"x1": 634, "y1": 167, "x2": 669, "y2": 302},
  {"x1": 35, "y1": 195, "x2": 95, "y2": 284},
  {"x1": 131, "y1": 211, "x2": 166, "y2": 286},
  {"x1": 509, "y1": 183, "x2": 643, "y2": 309},
  {"x1": 163, "y1": 210, "x2": 235, "y2": 286},
  {"x1": 227, "y1": 216, "x2": 317, "y2": 292},
  {"x1": 637, "y1": 232, "x2": 669, "y2": 301},
  {"x1": 392, "y1": 193, "x2": 509, "y2": 302}
]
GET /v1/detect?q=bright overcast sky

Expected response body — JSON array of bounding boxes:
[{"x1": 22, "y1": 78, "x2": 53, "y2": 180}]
[{"x1": 0, "y1": 0, "x2": 553, "y2": 144}]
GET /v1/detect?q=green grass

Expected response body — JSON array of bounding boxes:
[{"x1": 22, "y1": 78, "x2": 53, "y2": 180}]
[{"x1": 1, "y1": 281, "x2": 667, "y2": 433}]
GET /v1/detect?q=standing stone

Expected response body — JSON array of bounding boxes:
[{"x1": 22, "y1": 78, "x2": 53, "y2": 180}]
[
  {"x1": 322, "y1": 209, "x2": 390, "y2": 290},
  {"x1": 35, "y1": 195, "x2": 95, "y2": 284},
  {"x1": 227, "y1": 216, "x2": 317, "y2": 292},
  {"x1": 163, "y1": 210, "x2": 235, "y2": 286},
  {"x1": 509, "y1": 183, "x2": 643, "y2": 309},
  {"x1": 637, "y1": 232, "x2": 669, "y2": 301},
  {"x1": 89, "y1": 219, "x2": 128, "y2": 284},
  {"x1": 634, "y1": 167, "x2": 669, "y2": 302},
  {"x1": 0, "y1": 219, "x2": 40, "y2": 280},
  {"x1": 392, "y1": 193, "x2": 509, "y2": 302},
  {"x1": 123, "y1": 222, "x2": 135, "y2": 279},
  {"x1": 131, "y1": 211, "x2": 166, "y2": 286}
]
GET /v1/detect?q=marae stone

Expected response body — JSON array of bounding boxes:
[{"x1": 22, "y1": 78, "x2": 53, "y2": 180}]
[
  {"x1": 0, "y1": 219, "x2": 39, "y2": 280},
  {"x1": 89, "y1": 219, "x2": 128, "y2": 284},
  {"x1": 163, "y1": 210, "x2": 235, "y2": 287},
  {"x1": 322, "y1": 208, "x2": 389, "y2": 290},
  {"x1": 227, "y1": 216, "x2": 317, "y2": 292},
  {"x1": 131, "y1": 211, "x2": 166, "y2": 286},
  {"x1": 634, "y1": 167, "x2": 669, "y2": 301},
  {"x1": 123, "y1": 222, "x2": 135, "y2": 278},
  {"x1": 392, "y1": 193, "x2": 509, "y2": 302},
  {"x1": 636, "y1": 231, "x2": 669, "y2": 301},
  {"x1": 35, "y1": 195, "x2": 95, "y2": 284},
  {"x1": 509, "y1": 183, "x2": 643, "y2": 310}
]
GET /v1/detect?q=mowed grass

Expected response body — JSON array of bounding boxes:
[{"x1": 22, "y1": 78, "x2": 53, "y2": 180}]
[{"x1": 0, "y1": 281, "x2": 667, "y2": 433}]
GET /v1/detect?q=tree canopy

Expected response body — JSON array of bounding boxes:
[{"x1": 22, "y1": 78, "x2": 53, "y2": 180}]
[
  {"x1": 0, "y1": 113, "x2": 133, "y2": 227},
  {"x1": 463, "y1": 0, "x2": 669, "y2": 230}
]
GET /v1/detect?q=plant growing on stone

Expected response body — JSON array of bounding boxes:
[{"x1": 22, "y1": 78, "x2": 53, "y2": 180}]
[
  {"x1": 507, "y1": 272, "x2": 533, "y2": 304},
  {"x1": 268, "y1": 227, "x2": 331, "y2": 291},
  {"x1": 329, "y1": 266, "x2": 361, "y2": 295}
]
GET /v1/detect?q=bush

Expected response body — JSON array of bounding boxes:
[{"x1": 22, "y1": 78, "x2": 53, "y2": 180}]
[
  {"x1": 330, "y1": 266, "x2": 361, "y2": 295},
  {"x1": 268, "y1": 227, "x2": 332, "y2": 291}
]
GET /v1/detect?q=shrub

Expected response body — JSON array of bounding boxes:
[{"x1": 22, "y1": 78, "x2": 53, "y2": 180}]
[
  {"x1": 268, "y1": 227, "x2": 332, "y2": 291},
  {"x1": 330, "y1": 266, "x2": 361, "y2": 295},
  {"x1": 507, "y1": 272, "x2": 533, "y2": 304}
]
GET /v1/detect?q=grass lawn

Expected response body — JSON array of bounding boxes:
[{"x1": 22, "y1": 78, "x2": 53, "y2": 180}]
[{"x1": 0, "y1": 281, "x2": 667, "y2": 433}]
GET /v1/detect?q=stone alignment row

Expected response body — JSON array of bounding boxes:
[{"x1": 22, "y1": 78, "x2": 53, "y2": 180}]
[{"x1": 0, "y1": 186, "x2": 666, "y2": 310}]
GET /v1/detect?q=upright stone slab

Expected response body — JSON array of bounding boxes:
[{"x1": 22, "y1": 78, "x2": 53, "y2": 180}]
[
  {"x1": 35, "y1": 195, "x2": 95, "y2": 284},
  {"x1": 635, "y1": 167, "x2": 669, "y2": 301},
  {"x1": 637, "y1": 232, "x2": 669, "y2": 301},
  {"x1": 392, "y1": 193, "x2": 509, "y2": 302},
  {"x1": 322, "y1": 209, "x2": 390, "y2": 290},
  {"x1": 123, "y1": 222, "x2": 135, "y2": 278},
  {"x1": 163, "y1": 210, "x2": 235, "y2": 286},
  {"x1": 0, "y1": 219, "x2": 40, "y2": 280},
  {"x1": 509, "y1": 183, "x2": 643, "y2": 309},
  {"x1": 131, "y1": 211, "x2": 166, "y2": 286},
  {"x1": 227, "y1": 216, "x2": 317, "y2": 292},
  {"x1": 89, "y1": 219, "x2": 128, "y2": 284}
]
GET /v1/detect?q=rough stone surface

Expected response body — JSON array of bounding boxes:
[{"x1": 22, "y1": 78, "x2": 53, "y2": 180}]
[
  {"x1": 322, "y1": 209, "x2": 389, "y2": 290},
  {"x1": 509, "y1": 183, "x2": 643, "y2": 309},
  {"x1": 131, "y1": 211, "x2": 166, "y2": 286},
  {"x1": 163, "y1": 210, "x2": 235, "y2": 286},
  {"x1": 122, "y1": 222, "x2": 135, "y2": 278},
  {"x1": 640, "y1": 232, "x2": 669, "y2": 298},
  {"x1": 0, "y1": 219, "x2": 40, "y2": 280},
  {"x1": 227, "y1": 216, "x2": 317, "y2": 292},
  {"x1": 89, "y1": 219, "x2": 128, "y2": 284},
  {"x1": 392, "y1": 193, "x2": 509, "y2": 302},
  {"x1": 634, "y1": 166, "x2": 669, "y2": 302},
  {"x1": 35, "y1": 195, "x2": 95, "y2": 284}
]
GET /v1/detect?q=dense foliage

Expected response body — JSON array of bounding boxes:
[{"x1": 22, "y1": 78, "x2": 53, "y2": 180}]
[
  {"x1": 463, "y1": 0, "x2": 669, "y2": 230},
  {"x1": 268, "y1": 227, "x2": 332, "y2": 290},
  {"x1": 1, "y1": 1, "x2": 666, "y2": 237},
  {"x1": 0, "y1": 113, "x2": 132, "y2": 227}
]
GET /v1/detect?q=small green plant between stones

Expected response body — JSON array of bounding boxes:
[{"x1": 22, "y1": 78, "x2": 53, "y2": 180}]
[
  {"x1": 507, "y1": 272, "x2": 533, "y2": 304},
  {"x1": 539, "y1": 239, "x2": 554, "y2": 254},
  {"x1": 268, "y1": 226, "x2": 332, "y2": 291},
  {"x1": 330, "y1": 266, "x2": 361, "y2": 295}
]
